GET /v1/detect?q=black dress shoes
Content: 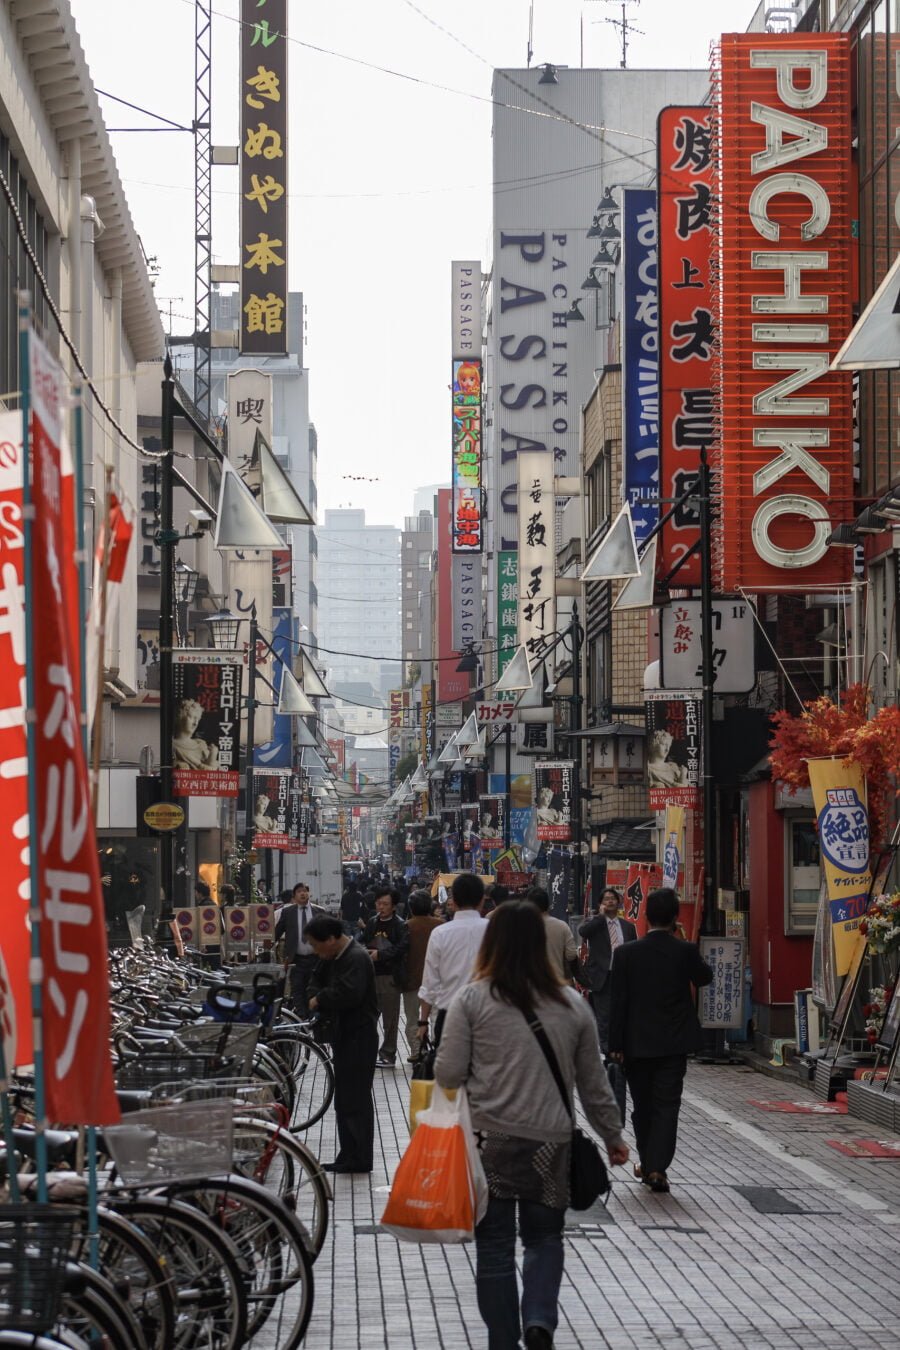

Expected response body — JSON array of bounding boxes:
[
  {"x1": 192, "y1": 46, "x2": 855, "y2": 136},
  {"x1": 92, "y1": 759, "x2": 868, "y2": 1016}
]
[{"x1": 322, "y1": 1161, "x2": 372, "y2": 1174}]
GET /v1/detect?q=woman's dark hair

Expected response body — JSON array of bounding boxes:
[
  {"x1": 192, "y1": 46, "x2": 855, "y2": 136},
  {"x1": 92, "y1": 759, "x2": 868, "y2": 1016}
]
[
  {"x1": 220, "y1": 884, "x2": 236, "y2": 905},
  {"x1": 474, "y1": 901, "x2": 566, "y2": 1012},
  {"x1": 409, "y1": 889, "x2": 434, "y2": 916},
  {"x1": 305, "y1": 915, "x2": 343, "y2": 942}
]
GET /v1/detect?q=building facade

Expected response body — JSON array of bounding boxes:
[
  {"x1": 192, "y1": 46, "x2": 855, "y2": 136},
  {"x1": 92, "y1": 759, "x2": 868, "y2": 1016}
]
[{"x1": 316, "y1": 508, "x2": 401, "y2": 697}]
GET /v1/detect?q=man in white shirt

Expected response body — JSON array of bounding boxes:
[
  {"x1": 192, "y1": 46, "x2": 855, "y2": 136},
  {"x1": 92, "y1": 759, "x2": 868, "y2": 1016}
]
[
  {"x1": 526, "y1": 885, "x2": 578, "y2": 982},
  {"x1": 418, "y1": 873, "x2": 487, "y2": 1045}
]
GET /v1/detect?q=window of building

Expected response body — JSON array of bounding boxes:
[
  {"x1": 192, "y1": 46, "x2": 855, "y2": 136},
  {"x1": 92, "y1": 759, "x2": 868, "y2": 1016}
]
[{"x1": 785, "y1": 817, "x2": 820, "y2": 936}]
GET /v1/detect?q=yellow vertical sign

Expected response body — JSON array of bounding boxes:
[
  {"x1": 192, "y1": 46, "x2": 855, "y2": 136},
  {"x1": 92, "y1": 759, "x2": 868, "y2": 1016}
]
[
  {"x1": 807, "y1": 757, "x2": 871, "y2": 976},
  {"x1": 662, "y1": 804, "x2": 685, "y2": 889}
]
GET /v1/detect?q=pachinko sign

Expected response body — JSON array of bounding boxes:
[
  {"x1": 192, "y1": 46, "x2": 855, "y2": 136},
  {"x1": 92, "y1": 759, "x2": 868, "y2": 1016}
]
[
  {"x1": 172, "y1": 652, "x2": 242, "y2": 797},
  {"x1": 807, "y1": 757, "x2": 871, "y2": 977},
  {"x1": 716, "y1": 34, "x2": 853, "y2": 588},
  {"x1": 28, "y1": 329, "x2": 119, "y2": 1122},
  {"x1": 452, "y1": 358, "x2": 482, "y2": 552}
]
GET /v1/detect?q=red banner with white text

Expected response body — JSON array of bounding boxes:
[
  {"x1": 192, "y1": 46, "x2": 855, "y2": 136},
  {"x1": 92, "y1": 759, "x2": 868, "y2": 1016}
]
[
  {"x1": 29, "y1": 330, "x2": 119, "y2": 1124},
  {"x1": 0, "y1": 410, "x2": 31, "y2": 1068}
]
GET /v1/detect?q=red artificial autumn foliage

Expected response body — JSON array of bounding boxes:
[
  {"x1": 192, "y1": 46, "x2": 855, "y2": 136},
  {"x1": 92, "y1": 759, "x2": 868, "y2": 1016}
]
[{"x1": 769, "y1": 683, "x2": 900, "y2": 850}]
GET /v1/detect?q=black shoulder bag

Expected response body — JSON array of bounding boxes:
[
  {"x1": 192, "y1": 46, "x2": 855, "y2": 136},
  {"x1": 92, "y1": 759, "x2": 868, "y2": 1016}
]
[{"x1": 523, "y1": 1012, "x2": 610, "y2": 1209}]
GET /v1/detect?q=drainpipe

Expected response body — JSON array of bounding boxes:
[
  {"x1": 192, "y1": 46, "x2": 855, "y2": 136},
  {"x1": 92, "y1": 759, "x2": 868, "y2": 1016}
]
[
  {"x1": 80, "y1": 194, "x2": 103, "y2": 627},
  {"x1": 108, "y1": 269, "x2": 123, "y2": 675}
]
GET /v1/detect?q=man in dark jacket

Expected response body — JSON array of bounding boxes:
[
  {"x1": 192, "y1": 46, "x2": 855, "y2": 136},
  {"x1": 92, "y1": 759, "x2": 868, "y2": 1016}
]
[
  {"x1": 361, "y1": 889, "x2": 409, "y2": 1067},
  {"x1": 608, "y1": 887, "x2": 713, "y2": 1193},
  {"x1": 340, "y1": 878, "x2": 366, "y2": 932},
  {"x1": 274, "y1": 883, "x2": 325, "y2": 1013},
  {"x1": 579, "y1": 886, "x2": 637, "y2": 1121},
  {"x1": 307, "y1": 915, "x2": 379, "y2": 1173}
]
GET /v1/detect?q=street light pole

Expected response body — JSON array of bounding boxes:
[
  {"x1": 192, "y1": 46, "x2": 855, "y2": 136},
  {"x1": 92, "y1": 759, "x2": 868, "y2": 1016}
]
[
  {"x1": 698, "y1": 446, "x2": 717, "y2": 936},
  {"x1": 243, "y1": 612, "x2": 258, "y2": 902},
  {"x1": 569, "y1": 602, "x2": 584, "y2": 913},
  {"x1": 157, "y1": 356, "x2": 177, "y2": 943},
  {"x1": 504, "y1": 721, "x2": 512, "y2": 850}
]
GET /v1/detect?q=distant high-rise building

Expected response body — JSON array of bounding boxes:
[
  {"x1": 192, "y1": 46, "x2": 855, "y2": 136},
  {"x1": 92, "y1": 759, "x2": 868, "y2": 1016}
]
[
  {"x1": 316, "y1": 509, "x2": 401, "y2": 697},
  {"x1": 402, "y1": 510, "x2": 433, "y2": 679}
]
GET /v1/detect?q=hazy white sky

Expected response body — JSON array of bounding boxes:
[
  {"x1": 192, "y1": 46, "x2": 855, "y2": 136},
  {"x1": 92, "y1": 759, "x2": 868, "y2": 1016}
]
[{"x1": 68, "y1": 0, "x2": 758, "y2": 527}]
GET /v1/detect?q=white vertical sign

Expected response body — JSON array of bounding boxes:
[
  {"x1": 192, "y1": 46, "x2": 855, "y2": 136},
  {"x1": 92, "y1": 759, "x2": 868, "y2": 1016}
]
[
  {"x1": 451, "y1": 261, "x2": 481, "y2": 359},
  {"x1": 517, "y1": 451, "x2": 556, "y2": 662}
]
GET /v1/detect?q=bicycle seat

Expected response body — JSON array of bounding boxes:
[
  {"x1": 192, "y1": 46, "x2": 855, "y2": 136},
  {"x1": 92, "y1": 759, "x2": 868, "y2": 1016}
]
[
  {"x1": 12, "y1": 1128, "x2": 79, "y2": 1166},
  {"x1": 116, "y1": 1089, "x2": 154, "y2": 1113}
]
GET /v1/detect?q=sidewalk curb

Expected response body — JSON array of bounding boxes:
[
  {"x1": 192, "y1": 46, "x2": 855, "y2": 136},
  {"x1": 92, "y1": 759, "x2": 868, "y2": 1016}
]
[{"x1": 734, "y1": 1047, "x2": 812, "y2": 1088}]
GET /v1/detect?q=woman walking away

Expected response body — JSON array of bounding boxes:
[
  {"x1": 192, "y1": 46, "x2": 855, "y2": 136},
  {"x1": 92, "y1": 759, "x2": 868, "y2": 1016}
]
[{"x1": 435, "y1": 902, "x2": 628, "y2": 1350}]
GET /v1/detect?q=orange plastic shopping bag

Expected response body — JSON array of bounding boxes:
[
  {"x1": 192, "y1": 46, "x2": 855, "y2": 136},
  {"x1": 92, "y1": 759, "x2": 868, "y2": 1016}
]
[{"x1": 381, "y1": 1086, "x2": 487, "y2": 1243}]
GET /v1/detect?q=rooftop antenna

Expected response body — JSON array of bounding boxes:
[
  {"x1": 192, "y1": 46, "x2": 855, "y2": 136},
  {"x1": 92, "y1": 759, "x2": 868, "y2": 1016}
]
[
  {"x1": 527, "y1": 0, "x2": 535, "y2": 67},
  {"x1": 601, "y1": 0, "x2": 643, "y2": 69}
]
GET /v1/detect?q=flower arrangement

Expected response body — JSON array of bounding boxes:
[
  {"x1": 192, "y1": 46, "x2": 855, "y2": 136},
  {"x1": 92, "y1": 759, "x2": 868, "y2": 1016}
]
[
  {"x1": 862, "y1": 984, "x2": 894, "y2": 1043},
  {"x1": 769, "y1": 683, "x2": 900, "y2": 849},
  {"x1": 859, "y1": 893, "x2": 900, "y2": 957}
]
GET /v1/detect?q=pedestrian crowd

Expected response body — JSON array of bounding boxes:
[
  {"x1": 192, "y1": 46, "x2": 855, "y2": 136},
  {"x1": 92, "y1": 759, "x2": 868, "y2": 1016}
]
[{"x1": 279, "y1": 864, "x2": 712, "y2": 1350}]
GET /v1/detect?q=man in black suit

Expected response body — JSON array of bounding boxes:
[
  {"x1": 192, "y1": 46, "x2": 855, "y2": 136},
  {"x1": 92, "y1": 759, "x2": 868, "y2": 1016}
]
[
  {"x1": 608, "y1": 887, "x2": 713, "y2": 1193},
  {"x1": 580, "y1": 887, "x2": 637, "y2": 1121},
  {"x1": 274, "y1": 883, "x2": 324, "y2": 1013},
  {"x1": 579, "y1": 887, "x2": 638, "y2": 1046}
]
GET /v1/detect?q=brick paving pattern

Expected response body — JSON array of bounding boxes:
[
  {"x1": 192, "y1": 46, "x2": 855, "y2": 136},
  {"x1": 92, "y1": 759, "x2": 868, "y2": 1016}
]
[{"x1": 292, "y1": 1046, "x2": 900, "y2": 1349}]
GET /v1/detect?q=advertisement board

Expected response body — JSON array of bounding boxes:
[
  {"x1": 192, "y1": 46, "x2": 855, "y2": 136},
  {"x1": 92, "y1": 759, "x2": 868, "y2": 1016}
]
[
  {"x1": 172, "y1": 651, "x2": 243, "y2": 797},
  {"x1": 496, "y1": 549, "x2": 518, "y2": 687},
  {"x1": 621, "y1": 188, "x2": 659, "y2": 545},
  {"x1": 716, "y1": 34, "x2": 853, "y2": 588},
  {"x1": 644, "y1": 691, "x2": 701, "y2": 810},
  {"x1": 660, "y1": 597, "x2": 755, "y2": 693},
  {"x1": 451, "y1": 552, "x2": 479, "y2": 651},
  {"x1": 451, "y1": 260, "x2": 481, "y2": 359},
  {"x1": 452, "y1": 359, "x2": 483, "y2": 553},
  {"x1": 657, "y1": 105, "x2": 714, "y2": 589},
  {"x1": 700, "y1": 938, "x2": 746, "y2": 1029},
  {"x1": 251, "y1": 768, "x2": 294, "y2": 849},
  {"x1": 534, "y1": 761, "x2": 574, "y2": 843},
  {"x1": 240, "y1": 0, "x2": 288, "y2": 355},
  {"x1": 436, "y1": 489, "x2": 470, "y2": 703}
]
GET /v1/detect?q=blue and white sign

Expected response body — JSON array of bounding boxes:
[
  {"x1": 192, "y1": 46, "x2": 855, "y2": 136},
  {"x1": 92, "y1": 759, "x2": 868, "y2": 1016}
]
[
  {"x1": 818, "y1": 788, "x2": 869, "y2": 875},
  {"x1": 254, "y1": 607, "x2": 293, "y2": 769},
  {"x1": 621, "y1": 189, "x2": 659, "y2": 545}
]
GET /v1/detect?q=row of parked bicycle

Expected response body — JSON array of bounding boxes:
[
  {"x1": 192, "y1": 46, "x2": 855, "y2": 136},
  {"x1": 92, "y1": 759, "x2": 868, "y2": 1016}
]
[{"x1": 0, "y1": 942, "x2": 336, "y2": 1347}]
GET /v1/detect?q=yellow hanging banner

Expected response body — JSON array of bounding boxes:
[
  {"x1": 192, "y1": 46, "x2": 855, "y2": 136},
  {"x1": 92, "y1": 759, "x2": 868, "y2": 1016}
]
[{"x1": 807, "y1": 757, "x2": 871, "y2": 977}]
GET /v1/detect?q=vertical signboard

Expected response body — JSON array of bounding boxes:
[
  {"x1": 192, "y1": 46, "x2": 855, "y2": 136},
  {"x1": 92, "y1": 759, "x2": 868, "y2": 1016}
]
[
  {"x1": 28, "y1": 330, "x2": 119, "y2": 1122},
  {"x1": 657, "y1": 106, "x2": 714, "y2": 588},
  {"x1": 451, "y1": 553, "x2": 478, "y2": 652},
  {"x1": 517, "y1": 451, "x2": 556, "y2": 661},
  {"x1": 0, "y1": 411, "x2": 29, "y2": 1067},
  {"x1": 716, "y1": 34, "x2": 852, "y2": 588},
  {"x1": 621, "y1": 188, "x2": 659, "y2": 544},
  {"x1": 534, "y1": 761, "x2": 574, "y2": 842},
  {"x1": 240, "y1": 0, "x2": 288, "y2": 355},
  {"x1": 644, "y1": 691, "x2": 701, "y2": 810},
  {"x1": 172, "y1": 651, "x2": 243, "y2": 797},
  {"x1": 436, "y1": 489, "x2": 470, "y2": 703},
  {"x1": 451, "y1": 260, "x2": 481, "y2": 358},
  {"x1": 226, "y1": 368, "x2": 274, "y2": 744},
  {"x1": 496, "y1": 549, "x2": 518, "y2": 687},
  {"x1": 251, "y1": 767, "x2": 293, "y2": 848},
  {"x1": 452, "y1": 359, "x2": 482, "y2": 552}
]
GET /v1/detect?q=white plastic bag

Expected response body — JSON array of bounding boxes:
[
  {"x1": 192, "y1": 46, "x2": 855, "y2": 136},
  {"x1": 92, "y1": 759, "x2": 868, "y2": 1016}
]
[{"x1": 425, "y1": 1085, "x2": 488, "y2": 1224}]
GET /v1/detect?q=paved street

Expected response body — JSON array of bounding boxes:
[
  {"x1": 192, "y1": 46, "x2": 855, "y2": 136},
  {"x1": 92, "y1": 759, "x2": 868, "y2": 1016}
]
[{"x1": 298, "y1": 1050, "x2": 900, "y2": 1350}]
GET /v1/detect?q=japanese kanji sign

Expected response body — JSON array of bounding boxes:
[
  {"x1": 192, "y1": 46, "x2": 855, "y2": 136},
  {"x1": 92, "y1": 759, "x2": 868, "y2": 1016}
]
[
  {"x1": 657, "y1": 106, "x2": 714, "y2": 588},
  {"x1": 172, "y1": 651, "x2": 243, "y2": 797},
  {"x1": 716, "y1": 34, "x2": 852, "y2": 589},
  {"x1": 699, "y1": 938, "x2": 746, "y2": 1029},
  {"x1": 807, "y1": 757, "x2": 871, "y2": 977},
  {"x1": 621, "y1": 188, "x2": 659, "y2": 545},
  {"x1": 240, "y1": 0, "x2": 288, "y2": 355},
  {"x1": 476, "y1": 700, "x2": 518, "y2": 725},
  {"x1": 478, "y1": 794, "x2": 505, "y2": 850},
  {"x1": 644, "y1": 691, "x2": 701, "y2": 810},
  {"x1": 251, "y1": 767, "x2": 294, "y2": 849},
  {"x1": 496, "y1": 549, "x2": 518, "y2": 687},
  {"x1": 452, "y1": 358, "x2": 483, "y2": 553},
  {"x1": 534, "y1": 761, "x2": 573, "y2": 843},
  {"x1": 659, "y1": 598, "x2": 755, "y2": 693},
  {"x1": 517, "y1": 451, "x2": 555, "y2": 662},
  {"x1": 28, "y1": 330, "x2": 119, "y2": 1122}
]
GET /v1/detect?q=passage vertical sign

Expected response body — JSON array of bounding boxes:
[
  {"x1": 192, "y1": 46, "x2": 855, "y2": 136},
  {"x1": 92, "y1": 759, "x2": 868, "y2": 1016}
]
[{"x1": 240, "y1": 0, "x2": 288, "y2": 355}]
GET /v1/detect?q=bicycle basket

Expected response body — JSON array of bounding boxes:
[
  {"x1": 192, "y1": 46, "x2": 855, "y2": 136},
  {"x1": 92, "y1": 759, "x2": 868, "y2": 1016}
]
[
  {"x1": 115, "y1": 1050, "x2": 238, "y2": 1091},
  {"x1": 177, "y1": 1022, "x2": 260, "y2": 1075},
  {"x1": 0, "y1": 1204, "x2": 79, "y2": 1332},
  {"x1": 155, "y1": 1077, "x2": 279, "y2": 1109},
  {"x1": 104, "y1": 1099, "x2": 234, "y2": 1184}
]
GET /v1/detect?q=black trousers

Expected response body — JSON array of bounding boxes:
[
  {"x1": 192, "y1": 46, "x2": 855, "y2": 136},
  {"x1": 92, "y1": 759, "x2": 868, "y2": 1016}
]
[
  {"x1": 332, "y1": 1022, "x2": 378, "y2": 1170},
  {"x1": 289, "y1": 954, "x2": 318, "y2": 1014},
  {"x1": 624, "y1": 1054, "x2": 687, "y2": 1176}
]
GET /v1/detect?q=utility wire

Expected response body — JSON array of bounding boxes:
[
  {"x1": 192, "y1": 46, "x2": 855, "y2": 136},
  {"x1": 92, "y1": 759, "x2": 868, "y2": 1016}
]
[{"x1": 96, "y1": 88, "x2": 192, "y2": 130}]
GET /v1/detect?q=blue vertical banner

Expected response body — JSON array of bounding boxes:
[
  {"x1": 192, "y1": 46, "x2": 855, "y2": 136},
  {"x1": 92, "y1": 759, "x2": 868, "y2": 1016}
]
[
  {"x1": 254, "y1": 606, "x2": 293, "y2": 769},
  {"x1": 621, "y1": 188, "x2": 659, "y2": 545}
]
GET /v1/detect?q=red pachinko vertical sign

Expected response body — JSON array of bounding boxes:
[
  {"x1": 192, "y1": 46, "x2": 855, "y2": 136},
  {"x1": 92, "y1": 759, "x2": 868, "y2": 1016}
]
[
  {"x1": 0, "y1": 410, "x2": 30, "y2": 1068},
  {"x1": 29, "y1": 330, "x2": 119, "y2": 1125},
  {"x1": 715, "y1": 34, "x2": 852, "y2": 589},
  {"x1": 657, "y1": 106, "x2": 715, "y2": 589}
]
